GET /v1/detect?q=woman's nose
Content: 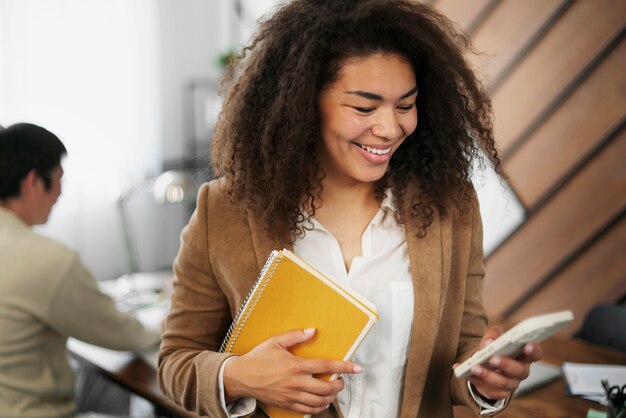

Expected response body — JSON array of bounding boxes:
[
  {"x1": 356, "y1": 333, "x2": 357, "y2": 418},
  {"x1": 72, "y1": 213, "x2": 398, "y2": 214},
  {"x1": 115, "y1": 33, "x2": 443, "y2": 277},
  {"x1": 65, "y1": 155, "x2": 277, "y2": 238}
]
[{"x1": 371, "y1": 110, "x2": 403, "y2": 141}]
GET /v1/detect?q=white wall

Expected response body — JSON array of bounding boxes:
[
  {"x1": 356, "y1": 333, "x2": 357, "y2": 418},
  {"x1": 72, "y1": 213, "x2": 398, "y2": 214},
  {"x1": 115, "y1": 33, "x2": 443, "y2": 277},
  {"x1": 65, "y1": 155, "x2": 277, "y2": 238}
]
[
  {"x1": 158, "y1": 0, "x2": 232, "y2": 162},
  {"x1": 0, "y1": 0, "x2": 237, "y2": 280}
]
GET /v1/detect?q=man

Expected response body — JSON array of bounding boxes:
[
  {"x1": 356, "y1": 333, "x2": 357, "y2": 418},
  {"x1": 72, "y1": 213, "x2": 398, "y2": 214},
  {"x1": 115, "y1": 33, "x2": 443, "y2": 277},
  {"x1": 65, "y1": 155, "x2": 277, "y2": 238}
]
[{"x1": 0, "y1": 123, "x2": 161, "y2": 417}]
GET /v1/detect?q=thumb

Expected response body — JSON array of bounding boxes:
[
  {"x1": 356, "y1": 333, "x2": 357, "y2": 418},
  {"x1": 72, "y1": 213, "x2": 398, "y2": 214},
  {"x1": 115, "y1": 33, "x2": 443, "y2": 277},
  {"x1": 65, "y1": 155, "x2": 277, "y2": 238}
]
[
  {"x1": 273, "y1": 328, "x2": 316, "y2": 350},
  {"x1": 480, "y1": 325, "x2": 503, "y2": 349}
]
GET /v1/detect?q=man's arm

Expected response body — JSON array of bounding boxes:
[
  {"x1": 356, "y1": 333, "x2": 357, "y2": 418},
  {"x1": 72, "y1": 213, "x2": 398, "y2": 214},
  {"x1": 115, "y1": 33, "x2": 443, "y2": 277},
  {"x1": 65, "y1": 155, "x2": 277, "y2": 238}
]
[{"x1": 48, "y1": 257, "x2": 160, "y2": 351}]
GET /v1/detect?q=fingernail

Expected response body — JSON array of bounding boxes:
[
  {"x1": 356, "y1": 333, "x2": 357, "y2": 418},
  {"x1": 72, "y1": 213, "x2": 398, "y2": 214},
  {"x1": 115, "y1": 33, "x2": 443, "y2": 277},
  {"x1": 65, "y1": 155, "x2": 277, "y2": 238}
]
[
  {"x1": 325, "y1": 404, "x2": 330, "y2": 409},
  {"x1": 353, "y1": 365, "x2": 363, "y2": 373},
  {"x1": 524, "y1": 344, "x2": 534, "y2": 354},
  {"x1": 303, "y1": 328, "x2": 315, "y2": 334},
  {"x1": 489, "y1": 356, "x2": 501, "y2": 367},
  {"x1": 485, "y1": 339, "x2": 494, "y2": 345},
  {"x1": 471, "y1": 366, "x2": 484, "y2": 376}
]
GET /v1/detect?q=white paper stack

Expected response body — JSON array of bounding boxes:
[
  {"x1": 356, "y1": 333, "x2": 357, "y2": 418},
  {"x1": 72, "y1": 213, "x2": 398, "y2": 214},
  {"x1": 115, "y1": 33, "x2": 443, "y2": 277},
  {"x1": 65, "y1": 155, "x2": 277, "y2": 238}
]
[{"x1": 561, "y1": 362, "x2": 626, "y2": 405}]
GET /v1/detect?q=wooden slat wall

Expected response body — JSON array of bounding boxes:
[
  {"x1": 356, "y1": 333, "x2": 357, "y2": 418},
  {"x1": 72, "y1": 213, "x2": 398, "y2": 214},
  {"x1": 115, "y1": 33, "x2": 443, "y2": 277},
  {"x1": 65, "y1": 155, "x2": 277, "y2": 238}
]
[
  {"x1": 511, "y1": 212, "x2": 626, "y2": 335},
  {"x1": 467, "y1": 0, "x2": 568, "y2": 88},
  {"x1": 506, "y1": 40, "x2": 626, "y2": 207},
  {"x1": 431, "y1": 0, "x2": 626, "y2": 333},
  {"x1": 432, "y1": 0, "x2": 496, "y2": 33},
  {"x1": 491, "y1": 0, "x2": 626, "y2": 155},
  {"x1": 485, "y1": 127, "x2": 626, "y2": 316}
]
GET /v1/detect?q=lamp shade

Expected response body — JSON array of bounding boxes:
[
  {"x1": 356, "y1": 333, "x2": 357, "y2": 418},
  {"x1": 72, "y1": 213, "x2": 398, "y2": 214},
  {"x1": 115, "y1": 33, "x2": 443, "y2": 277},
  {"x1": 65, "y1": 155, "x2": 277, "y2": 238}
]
[{"x1": 152, "y1": 170, "x2": 195, "y2": 204}]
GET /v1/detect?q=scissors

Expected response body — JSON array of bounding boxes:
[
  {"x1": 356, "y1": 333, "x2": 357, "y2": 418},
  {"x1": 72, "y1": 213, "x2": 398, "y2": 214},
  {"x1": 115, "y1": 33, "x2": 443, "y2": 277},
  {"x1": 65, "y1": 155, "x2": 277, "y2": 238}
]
[{"x1": 602, "y1": 379, "x2": 626, "y2": 418}]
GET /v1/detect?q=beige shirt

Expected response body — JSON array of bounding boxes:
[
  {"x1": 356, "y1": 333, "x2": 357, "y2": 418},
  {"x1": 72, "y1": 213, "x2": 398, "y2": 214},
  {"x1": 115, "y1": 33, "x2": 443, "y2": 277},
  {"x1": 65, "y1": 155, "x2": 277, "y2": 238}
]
[{"x1": 0, "y1": 208, "x2": 160, "y2": 418}]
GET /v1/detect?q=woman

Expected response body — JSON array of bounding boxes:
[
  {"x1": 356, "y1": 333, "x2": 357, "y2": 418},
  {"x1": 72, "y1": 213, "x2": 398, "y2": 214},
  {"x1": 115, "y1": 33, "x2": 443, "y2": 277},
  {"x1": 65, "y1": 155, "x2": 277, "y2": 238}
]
[{"x1": 158, "y1": 1, "x2": 542, "y2": 417}]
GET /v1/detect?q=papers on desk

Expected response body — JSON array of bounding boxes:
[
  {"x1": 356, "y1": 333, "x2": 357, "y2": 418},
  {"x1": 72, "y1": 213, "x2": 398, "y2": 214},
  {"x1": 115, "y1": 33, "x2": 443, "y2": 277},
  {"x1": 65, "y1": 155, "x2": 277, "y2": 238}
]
[
  {"x1": 562, "y1": 362, "x2": 626, "y2": 405},
  {"x1": 98, "y1": 271, "x2": 172, "y2": 312},
  {"x1": 134, "y1": 299, "x2": 170, "y2": 331}
]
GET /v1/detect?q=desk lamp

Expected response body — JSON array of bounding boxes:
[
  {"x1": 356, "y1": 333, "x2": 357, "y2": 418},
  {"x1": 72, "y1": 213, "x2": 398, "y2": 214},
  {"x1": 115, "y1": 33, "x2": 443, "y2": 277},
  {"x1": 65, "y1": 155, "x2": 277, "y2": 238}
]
[{"x1": 116, "y1": 170, "x2": 195, "y2": 276}]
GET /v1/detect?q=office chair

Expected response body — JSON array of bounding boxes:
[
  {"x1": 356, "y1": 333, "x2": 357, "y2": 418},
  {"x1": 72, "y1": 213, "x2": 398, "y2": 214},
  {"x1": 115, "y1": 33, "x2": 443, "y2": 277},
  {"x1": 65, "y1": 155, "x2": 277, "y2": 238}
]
[{"x1": 576, "y1": 303, "x2": 626, "y2": 353}]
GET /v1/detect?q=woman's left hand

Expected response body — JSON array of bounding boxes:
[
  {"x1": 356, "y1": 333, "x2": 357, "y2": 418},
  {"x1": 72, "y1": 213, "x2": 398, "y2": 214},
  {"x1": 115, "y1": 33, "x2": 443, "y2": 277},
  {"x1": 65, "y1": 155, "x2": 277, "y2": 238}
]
[{"x1": 466, "y1": 325, "x2": 544, "y2": 401}]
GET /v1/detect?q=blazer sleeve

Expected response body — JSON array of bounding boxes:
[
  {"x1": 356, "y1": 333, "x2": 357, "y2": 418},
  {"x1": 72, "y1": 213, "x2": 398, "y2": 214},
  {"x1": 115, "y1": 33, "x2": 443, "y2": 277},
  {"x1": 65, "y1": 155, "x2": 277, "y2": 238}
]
[
  {"x1": 158, "y1": 183, "x2": 237, "y2": 417},
  {"x1": 449, "y1": 191, "x2": 494, "y2": 413}
]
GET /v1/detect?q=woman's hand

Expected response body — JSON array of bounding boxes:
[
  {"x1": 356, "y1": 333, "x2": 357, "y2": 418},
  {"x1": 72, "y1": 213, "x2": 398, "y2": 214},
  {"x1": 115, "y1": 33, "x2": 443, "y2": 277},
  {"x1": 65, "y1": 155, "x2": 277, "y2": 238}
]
[
  {"x1": 223, "y1": 328, "x2": 363, "y2": 415},
  {"x1": 465, "y1": 325, "x2": 544, "y2": 401}
]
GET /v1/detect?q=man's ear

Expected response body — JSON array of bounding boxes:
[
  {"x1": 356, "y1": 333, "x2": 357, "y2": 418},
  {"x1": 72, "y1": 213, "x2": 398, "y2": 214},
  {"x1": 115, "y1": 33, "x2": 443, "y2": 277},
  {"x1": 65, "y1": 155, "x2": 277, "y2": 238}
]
[{"x1": 20, "y1": 169, "x2": 43, "y2": 196}]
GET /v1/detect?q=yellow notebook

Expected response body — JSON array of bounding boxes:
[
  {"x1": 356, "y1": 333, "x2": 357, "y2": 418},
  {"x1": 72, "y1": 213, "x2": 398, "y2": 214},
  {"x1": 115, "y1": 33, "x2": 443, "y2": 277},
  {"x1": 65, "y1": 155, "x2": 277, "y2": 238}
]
[{"x1": 220, "y1": 249, "x2": 378, "y2": 418}]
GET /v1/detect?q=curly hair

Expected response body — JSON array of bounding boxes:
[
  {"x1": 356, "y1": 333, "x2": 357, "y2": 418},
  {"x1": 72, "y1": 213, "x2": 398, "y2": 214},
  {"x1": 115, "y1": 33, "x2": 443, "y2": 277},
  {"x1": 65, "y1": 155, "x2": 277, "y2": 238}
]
[{"x1": 212, "y1": 0, "x2": 500, "y2": 242}]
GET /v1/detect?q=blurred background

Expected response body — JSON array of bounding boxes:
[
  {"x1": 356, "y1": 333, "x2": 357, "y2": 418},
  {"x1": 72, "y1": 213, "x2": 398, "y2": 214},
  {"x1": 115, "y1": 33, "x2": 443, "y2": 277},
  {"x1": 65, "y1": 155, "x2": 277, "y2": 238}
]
[{"x1": 1, "y1": 0, "x2": 624, "y2": 335}]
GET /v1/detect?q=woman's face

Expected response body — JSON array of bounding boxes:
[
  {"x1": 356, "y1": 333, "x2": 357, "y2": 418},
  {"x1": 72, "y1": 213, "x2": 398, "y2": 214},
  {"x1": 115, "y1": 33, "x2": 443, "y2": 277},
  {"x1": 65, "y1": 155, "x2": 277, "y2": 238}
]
[{"x1": 317, "y1": 52, "x2": 418, "y2": 187}]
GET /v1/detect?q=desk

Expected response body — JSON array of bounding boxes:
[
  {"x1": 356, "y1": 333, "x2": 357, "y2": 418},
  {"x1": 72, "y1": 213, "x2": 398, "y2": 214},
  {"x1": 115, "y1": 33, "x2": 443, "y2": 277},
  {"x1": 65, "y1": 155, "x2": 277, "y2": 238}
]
[
  {"x1": 71, "y1": 336, "x2": 625, "y2": 418},
  {"x1": 69, "y1": 340, "x2": 200, "y2": 418},
  {"x1": 453, "y1": 336, "x2": 626, "y2": 418}
]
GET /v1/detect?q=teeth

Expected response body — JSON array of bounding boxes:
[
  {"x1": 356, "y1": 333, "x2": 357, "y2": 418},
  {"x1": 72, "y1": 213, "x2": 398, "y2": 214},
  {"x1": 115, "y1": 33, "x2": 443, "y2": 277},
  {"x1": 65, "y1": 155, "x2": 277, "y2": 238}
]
[{"x1": 358, "y1": 144, "x2": 392, "y2": 155}]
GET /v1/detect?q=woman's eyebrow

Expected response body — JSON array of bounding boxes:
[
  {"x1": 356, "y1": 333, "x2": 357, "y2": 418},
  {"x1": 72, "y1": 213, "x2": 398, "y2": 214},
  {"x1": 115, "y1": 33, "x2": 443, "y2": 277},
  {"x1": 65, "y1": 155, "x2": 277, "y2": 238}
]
[
  {"x1": 400, "y1": 86, "x2": 419, "y2": 99},
  {"x1": 345, "y1": 86, "x2": 419, "y2": 101}
]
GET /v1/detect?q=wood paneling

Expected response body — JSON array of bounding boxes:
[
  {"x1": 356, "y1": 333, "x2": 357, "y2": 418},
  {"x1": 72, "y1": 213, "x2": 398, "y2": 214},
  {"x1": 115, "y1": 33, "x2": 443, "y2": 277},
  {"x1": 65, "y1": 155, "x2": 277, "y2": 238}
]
[
  {"x1": 505, "y1": 39, "x2": 626, "y2": 207},
  {"x1": 468, "y1": 0, "x2": 567, "y2": 88},
  {"x1": 508, "y1": 213, "x2": 626, "y2": 335},
  {"x1": 431, "y1": 0, "x2": 495, "y2": 33},
  {"x1": 491, "y1": 0, "x2": 626, "y2": 154},
  {"x1": 435, "y1": 0, "x2": 626, "y2": 334},
  {"x1": 483, "y1": 128, "x2": 626, "y2": 319}
]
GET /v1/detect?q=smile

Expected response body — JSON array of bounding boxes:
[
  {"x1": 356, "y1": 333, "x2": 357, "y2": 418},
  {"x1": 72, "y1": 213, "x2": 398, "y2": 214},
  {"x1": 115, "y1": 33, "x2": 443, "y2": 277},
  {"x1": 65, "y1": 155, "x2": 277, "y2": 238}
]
[{"x1": 357, "y1": 144, "x2": 392, "y2": 155}]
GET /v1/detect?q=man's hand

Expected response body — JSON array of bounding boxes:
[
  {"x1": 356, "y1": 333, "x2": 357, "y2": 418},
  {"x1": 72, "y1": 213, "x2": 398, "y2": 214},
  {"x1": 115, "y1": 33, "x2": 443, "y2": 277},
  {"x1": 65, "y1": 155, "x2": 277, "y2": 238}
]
[{"x1": 224, "y1": 328, "x2": 363, "y2": 415}]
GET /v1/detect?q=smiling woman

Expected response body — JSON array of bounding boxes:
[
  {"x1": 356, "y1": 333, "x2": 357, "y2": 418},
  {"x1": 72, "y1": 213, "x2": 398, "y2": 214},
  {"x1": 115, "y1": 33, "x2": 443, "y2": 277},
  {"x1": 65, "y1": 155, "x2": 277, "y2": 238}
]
[
  {"x1": 211, "y1": 0, "x2": 503, "y2": 244},
  {"x1": 158, "y1": 1, "x2": 544, "y2": 417}
]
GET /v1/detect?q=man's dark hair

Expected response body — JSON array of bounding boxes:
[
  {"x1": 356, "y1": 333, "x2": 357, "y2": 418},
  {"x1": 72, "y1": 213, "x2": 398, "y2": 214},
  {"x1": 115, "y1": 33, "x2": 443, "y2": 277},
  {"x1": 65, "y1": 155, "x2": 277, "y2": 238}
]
[{"x1": 0, "y1": 123, "x2": 67, "y2": 200}]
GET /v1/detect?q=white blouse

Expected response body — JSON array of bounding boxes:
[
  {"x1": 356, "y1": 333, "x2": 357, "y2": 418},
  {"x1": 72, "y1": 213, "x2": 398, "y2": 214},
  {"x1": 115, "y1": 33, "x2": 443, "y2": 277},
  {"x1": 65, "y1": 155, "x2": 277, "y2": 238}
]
[
  {"x1": 293, "y1": 194, "x2": 413, "y2": 418},
  {"x1": 218, "y1": 193, "x2": 504, "y2": 416}
]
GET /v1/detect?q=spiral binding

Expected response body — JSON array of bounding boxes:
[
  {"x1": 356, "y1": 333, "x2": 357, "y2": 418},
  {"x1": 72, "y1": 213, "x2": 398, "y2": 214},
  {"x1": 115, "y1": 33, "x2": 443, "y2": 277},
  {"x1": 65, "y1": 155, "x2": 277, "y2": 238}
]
[{"x1": 219, "y1": 250, "x2": 283, "y2": 353}]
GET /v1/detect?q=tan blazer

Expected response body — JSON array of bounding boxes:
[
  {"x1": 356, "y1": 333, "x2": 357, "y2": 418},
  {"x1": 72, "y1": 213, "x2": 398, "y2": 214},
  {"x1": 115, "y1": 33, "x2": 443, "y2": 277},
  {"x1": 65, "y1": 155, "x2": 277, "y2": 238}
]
[{"x1": 158, "y1": 179, "x2": 491, "y2": 418}]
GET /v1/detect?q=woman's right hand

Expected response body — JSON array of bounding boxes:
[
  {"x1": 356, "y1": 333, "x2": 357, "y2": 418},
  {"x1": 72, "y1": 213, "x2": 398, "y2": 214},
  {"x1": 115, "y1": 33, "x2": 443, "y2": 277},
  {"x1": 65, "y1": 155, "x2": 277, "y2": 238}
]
[{"x1": 223, "y1": 328, "x2": 363, "y2": 415}]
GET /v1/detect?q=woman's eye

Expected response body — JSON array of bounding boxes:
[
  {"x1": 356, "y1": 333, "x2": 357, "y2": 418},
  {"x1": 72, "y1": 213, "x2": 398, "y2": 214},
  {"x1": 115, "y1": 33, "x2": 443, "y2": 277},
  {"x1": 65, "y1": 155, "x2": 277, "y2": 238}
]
[
  {"x1": 353, "y1": 106, "x2": 375, "y2": 114},
  {"x1": 397, "y1": 104, "x2": 415, "y2": 112}
]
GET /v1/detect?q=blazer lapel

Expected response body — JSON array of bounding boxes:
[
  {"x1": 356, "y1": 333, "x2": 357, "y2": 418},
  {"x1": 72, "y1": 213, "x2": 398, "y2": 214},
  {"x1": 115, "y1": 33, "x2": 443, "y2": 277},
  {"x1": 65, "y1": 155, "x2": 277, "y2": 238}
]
[{"x1": 399, "y1": 207, "x2": 444, "y2": 418}]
